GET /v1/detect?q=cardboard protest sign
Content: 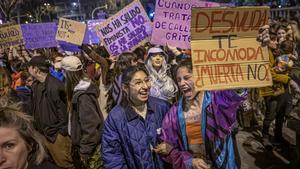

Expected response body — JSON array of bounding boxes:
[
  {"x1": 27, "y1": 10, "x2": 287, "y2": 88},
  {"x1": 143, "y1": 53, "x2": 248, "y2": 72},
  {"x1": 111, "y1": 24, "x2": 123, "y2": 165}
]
[
  {"x1": 83, "y1": 19, "x2": 104, "y2": 44},
  {"x1": 191, "y1": 7, "x2": 272, "y2": 91},
  {"x1": 151, "y1": 0, "x2": 221, "y2": 49},
  {"x1": 56, "y1": 18, "x2": 86, "y2": 46},
  {"x1": 95, "y1": 0, "x2": 152, "y2": 56},
  {"x1": 21, "y1": 22, "x2": 57, "y2": 49},
  {"x1": 0, "y1": 24, "x2": 23, "y2": 49}
]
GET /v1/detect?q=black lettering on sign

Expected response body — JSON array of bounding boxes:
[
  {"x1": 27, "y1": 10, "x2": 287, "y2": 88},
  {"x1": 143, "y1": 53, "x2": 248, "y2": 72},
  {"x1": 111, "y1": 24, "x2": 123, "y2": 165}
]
[{"x1": 247, "y1": 63, "x2": 270, "y2": 81}]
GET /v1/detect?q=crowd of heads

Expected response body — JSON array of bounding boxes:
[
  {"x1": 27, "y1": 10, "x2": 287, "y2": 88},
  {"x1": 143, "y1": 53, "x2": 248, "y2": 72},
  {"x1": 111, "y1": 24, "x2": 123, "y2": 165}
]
[{"x1": 0, "y1": 13, "x2": 300, "y2": 168}]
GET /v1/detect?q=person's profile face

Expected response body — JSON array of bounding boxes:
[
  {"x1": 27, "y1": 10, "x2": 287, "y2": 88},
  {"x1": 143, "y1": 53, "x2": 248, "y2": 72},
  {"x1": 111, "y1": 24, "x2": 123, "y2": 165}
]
[
  {"x1": 25, "y1": 76, "x2": 34, "y2": 87},
  {"x1": 0, "y1": 127, "x2": 29, "y2": 169}
]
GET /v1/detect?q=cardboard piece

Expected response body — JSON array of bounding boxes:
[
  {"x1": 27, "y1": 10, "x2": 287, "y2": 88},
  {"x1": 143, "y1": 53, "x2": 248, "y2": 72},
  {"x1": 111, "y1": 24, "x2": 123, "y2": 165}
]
[
  {"x1": 191, "y1": 6, "x2": 272, "y2": 90},
  {"x1": 56, "y1": 18, "x2": 86, "y2": 46},
  {"x1": 0, "y1": 24, "x2": 23, "y2": 49}
]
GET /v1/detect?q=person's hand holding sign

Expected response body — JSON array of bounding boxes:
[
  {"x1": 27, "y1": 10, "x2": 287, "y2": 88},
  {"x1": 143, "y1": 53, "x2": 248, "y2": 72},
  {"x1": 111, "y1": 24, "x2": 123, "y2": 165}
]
[{"x1": 257, "y1": 25, "x2": 270, "y2": 47}]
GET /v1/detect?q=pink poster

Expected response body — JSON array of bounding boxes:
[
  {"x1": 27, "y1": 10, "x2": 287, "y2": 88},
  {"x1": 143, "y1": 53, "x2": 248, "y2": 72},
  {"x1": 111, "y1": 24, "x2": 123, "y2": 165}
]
[{"x1": 151, "y1": 0, "x2": 220, "y2": 49}]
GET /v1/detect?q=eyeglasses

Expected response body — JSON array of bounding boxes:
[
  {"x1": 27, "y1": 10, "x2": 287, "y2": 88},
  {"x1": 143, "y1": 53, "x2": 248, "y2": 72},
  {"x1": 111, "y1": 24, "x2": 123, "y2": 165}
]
[{"x1": 129, "y1": 78, "x2": 152, "y2": 88}]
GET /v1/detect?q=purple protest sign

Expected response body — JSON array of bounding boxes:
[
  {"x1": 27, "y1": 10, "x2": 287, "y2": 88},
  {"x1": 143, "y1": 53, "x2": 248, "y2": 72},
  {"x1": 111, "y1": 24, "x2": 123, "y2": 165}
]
[
  {"x1": 95, "y1": 0, "x2": 152, "y2": 56},
  {"x1": 21, "y1": 22, "x2": 57, "y2": 49},
  {"x1": 151, "y1": 0, "x2": 220, "y2": 49},
  {"x1": 83, "y1": 19, "x2": 104, "y2": 44}
]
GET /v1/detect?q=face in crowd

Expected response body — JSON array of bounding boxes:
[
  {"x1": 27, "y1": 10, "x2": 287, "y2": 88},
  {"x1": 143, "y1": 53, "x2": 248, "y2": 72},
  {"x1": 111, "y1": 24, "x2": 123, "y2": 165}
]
[
  {"x1": 277, "y1": 28, "x2": 287, "y2": 43},
  {"x1": 150, "y1": 53, "x2": 164, "y2": 71},
  {"x1": 27, "y1": 66, "x2": 38, "y2": 79},
  {"x1": 176, "y1": 65, "x2": 196, "y2": 100},
  {"x1": 53, "y1": 56, "x2": 64, "y2": 70},
  {"x1": 124, "y1": 70, "x2": 151, "y2": 106},
  {"x1": 268, "y1": 37, "x2": 279, "y2": 50},
  {"x1": 25, "y1": 76, "x2": 34, "y2": 87},
  {"x1": 0, "y1": 127, "x2": 29, "y2": 169}
]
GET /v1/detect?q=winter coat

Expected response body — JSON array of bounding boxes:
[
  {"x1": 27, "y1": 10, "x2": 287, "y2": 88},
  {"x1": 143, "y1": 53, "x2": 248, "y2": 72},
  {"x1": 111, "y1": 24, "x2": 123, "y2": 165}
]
[
  {"x1": 31, "y1": 74, "x2": 68, "y2": 143},
  {"x1": 102, "y1": 97, "x2": 171, "y2": 169},
  {"x1": 160, "y1": 90, "x2": 246, "y2": 169},
  {"x1": 71, "y1": 80, "x2": 104, "y2": 158}
]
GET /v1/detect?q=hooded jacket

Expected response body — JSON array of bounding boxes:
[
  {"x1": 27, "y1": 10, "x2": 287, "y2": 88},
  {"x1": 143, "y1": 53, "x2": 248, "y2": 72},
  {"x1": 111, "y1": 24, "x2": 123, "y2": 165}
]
[
  {"x1": 102, "y1": 96, "x2": 171, "y2": 169},
  {"x1": 71, "y1": 80, "x2": 104, "y2": 157},
  {"x1": 145, "y1": 47, "x2": 178, "y2": 101}
]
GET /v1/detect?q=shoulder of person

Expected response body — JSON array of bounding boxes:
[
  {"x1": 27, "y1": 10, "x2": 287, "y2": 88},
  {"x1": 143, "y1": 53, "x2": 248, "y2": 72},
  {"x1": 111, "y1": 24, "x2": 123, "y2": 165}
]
[
  {"x1": 27, "y1": 160, "x2": 59, "y2": 169},
  {"x1": 47, "y1": 74, "x2": 64, "y2": 86},
  {"x1": 148, "y1": 96, "x2": 171, "y2": 108},
  {"x1": 108, "y1": 105, "x2": 126, "y2": 118}
]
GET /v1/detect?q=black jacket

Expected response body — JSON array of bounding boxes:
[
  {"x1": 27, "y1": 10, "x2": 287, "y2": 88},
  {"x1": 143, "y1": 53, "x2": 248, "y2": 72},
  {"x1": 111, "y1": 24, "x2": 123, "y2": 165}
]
[
  {"x1": 71, "y1": 81, "x2": 104, "y2": 158},
  {"x1": 31, "y1": 74, "x2": 68, "y2": 143},
  {"x1": 27, "y1": 161, "x2": 59, "y2": 169}
]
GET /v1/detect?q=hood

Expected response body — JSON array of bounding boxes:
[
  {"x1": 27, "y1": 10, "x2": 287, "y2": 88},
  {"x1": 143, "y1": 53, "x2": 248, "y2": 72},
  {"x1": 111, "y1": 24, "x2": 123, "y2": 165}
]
[
  {"x1": 74, "y1": 78, "x2": 99, "y2": 97},
  {"x1": 74, "y1": 79, "x2": 91, "y2": 92},
  {"x1": 146, "y1": 47, "x2": 169, "y2": 62}
]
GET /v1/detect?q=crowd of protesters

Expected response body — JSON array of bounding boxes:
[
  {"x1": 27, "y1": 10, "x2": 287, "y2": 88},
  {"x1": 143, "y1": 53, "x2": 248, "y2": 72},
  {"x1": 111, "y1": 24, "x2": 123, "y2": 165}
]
[{"x1": 0, "y1": 15, "x2": 300, "y2": 169}]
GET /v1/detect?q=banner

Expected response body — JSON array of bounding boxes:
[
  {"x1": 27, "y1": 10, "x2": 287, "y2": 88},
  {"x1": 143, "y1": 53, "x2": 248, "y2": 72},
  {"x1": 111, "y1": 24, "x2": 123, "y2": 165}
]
[
  {"x1": 191, "y1": 7, "x2": 272, "y2": 91},
  {"x1": 21, "y1": 22, "x2": 57, "y2": 49},
  {"x1": 151, "y1": 0, "x2": 220, "y2": 49},
  {"x1": 58, "y1": 41, "x2": 81, "y2": 52},
  {"x1": 95, "y1": 0, "x2": 152, "y2": 56},
  {"x1": 0, "y1": 25, "x2": 23, "y2": 49},
  {"x1": 56, "y1": 18, "x2": 86, "y2": 46},
  {"x1": 83, "y1": 19, "x2": 104, "y2": 44}
]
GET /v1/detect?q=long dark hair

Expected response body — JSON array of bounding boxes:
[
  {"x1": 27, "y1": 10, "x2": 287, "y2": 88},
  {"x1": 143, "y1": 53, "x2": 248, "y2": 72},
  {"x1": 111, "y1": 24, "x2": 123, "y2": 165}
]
[
  {"x1": 172, "y1": 59, "x2": 193, "y2": 104},
  {"x1": 65, "y1": 70, "x2": 83, "y2": 111},
  {"x1": 120, "y1": 65, "x2": 149, "y2": 107},
  {"x1": 114, "y1": 52, "x2": 138, "y2": 78},
  {"x1": 173, "y1": 59, "x2": 193, "y2": 81}
]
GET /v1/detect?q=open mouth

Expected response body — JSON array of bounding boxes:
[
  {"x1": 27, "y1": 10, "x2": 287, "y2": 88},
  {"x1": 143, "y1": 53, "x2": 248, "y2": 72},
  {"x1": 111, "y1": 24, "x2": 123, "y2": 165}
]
[
  {"x1": 139, "y1": 90, "x2": 149, "y2": 98},
  {"x1": 181, "y1": 87, "x2": 193, "y2": 96},
  {"x1": 155, "y1": 61, "x2": 161, "y2": 64}
]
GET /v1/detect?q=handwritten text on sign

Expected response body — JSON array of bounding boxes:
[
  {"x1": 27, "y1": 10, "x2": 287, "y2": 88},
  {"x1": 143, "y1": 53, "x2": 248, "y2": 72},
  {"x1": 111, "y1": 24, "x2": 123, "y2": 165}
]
[
  {"x1": 95, "y1": 0, "x2": 152, "y2": 56},
  {"x1": 21, "y1": 23, "x2": 57, "y2": 49},
  {"x1": 56, "y1": 18, "x2": 86, "y2": 46},
  {"x1": 0, "y1": 25, "x2": 23, "y2": 49},
  {"x1": 191, "y1": 7, "x2": 272, "y2": 90},
  {"x1": 151, "y1": 0, "x2": 220, "y2": 49}
]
